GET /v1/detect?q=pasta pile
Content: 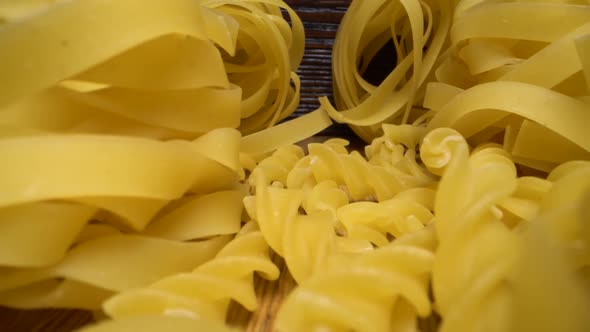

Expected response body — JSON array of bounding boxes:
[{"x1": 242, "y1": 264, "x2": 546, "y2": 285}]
[
  {"x1": 0, "y1": 0, "x2": 311, "y2": 320},
  {"x1": 1, "y1": 0, "x2": 589, "y2": 331},
  {"x1": 0, "y1": 0, "x2": 306, "y2": 137},
  {"x1": 328, "y1": 0, "x2": 590, "y2": 172},
  {"x1": 266, "y1": 127, "x2": 588, "y2": 332}
]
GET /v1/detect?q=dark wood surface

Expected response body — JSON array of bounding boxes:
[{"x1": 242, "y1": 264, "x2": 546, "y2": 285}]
[
  {"x1": 0, "y1": 2, "x2": 362, "y2": 332},
  {"x1": 284, "y1": 0, "x2": 357, "y2": 138}
]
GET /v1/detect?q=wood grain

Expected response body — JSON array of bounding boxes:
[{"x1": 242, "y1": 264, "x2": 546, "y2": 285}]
[{"x1": 0, "y1": 2, "x2": 359, "y2": 331}]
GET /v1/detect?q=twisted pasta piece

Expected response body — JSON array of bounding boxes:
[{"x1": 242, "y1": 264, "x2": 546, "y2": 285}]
[
  {"x1": 275, "y1": 225, "x2": 437, "y2": 332},
  {"x1": 510, "y1": 165, "x2": 590, "y2": 332},
  {"x1": 248, "y1": 145, "x2": 305, "y2": 187},
  {"x1": 244, "y1": 175, "x2": 338, "y2": 283},
  {"x1": 337, "y1": 190, "x2": 435, "y2": 247},
  {"x1": 101, "y1": 222, "x2": 279, "y2": 323},
  {"x1": 539, "y1": 161, "x2": 590, "y2": 275},
  {"x1": 286, "y1": 139, "x2": 433, "y2": 202},
  {"x1": 422, "y1": 128, "x2": 522, "y2": 332},
  {"x1": 365, "y1": 124, "x2": 434, "y2": 184}
]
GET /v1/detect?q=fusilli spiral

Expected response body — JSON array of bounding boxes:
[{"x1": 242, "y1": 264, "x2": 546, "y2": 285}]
[{"x1": 275, "y1": 225, "x2": 437, "y2": 332}]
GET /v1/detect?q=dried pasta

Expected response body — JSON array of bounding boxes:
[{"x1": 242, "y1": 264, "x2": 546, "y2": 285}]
[
  {"x1": 286, "y1": 138, "x2": 433, "y2": 202},
  {"x1": 422, "y1": 128, "x2": 590, "y2": 332},
  {"x1": 337, "y1": 192, "x2": 434, "y2": 247},
  {"x1": 422, "y1": 128, "x2": 520, "y2": 332},
  {"x1": 2, "y1": 0, "x2": 590, "y2": 330},
  {"x1": 327, "y1": 0, "x2": 453, "y2": 141},
  {"x1": 327, "y1": 0, "x2": 590, "y2": 173},
  {"x1": 0, "y1": 0, "x2": 305, "y2": 138},
  {"x1": 424, "y1": 0, "x2": 590, "y2": 171},
  {"x1": 0, "y1": 235, "x2": 229, "y2": 310},
  {"x1": 0, "y1": 128, "x2": 244, "y2": 310},
  {"x1": 275, "y1": 225, "x2": 437, "y2": 332},
  {"x1": 510, "y1": 168, "x2": 590, "y2": 332},
  {"x1": 100, "y1": 222, "x2": 278, "y2": 323},
  {"x1": 244, "y1": 175, "x2": 338, "y2": 283}
]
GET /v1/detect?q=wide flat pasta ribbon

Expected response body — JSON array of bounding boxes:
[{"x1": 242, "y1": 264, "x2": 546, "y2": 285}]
[{"x1": 0, "y1": 0, "x2": 209, "y2": 108}]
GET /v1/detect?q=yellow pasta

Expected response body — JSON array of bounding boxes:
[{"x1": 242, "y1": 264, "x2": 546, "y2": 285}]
[
  {"x1": 326, "y1": 0, "x2": 590, "y2": 174},
  {"x1": 0, "y1": 235, "x2": 229, "y2": 310},
  {"x1": 275, "y1": 225, "x2": 437, "y2": 332},
  {"x1": 2, "y1": 0, "x2": 590, "y2": 330},
  {"x1": 422, "y1": 128, "x2": 520, "y2": 331},
  {"x1": 0, "y1": 127, "x2": 241, "y2": 285},
  {"x1": 244, "y1": 175, "x2": 336, "y2": 283},
  {"x1": 0, "y1": 0, "x2": 305, "y2": 138},
  {"x1": 425, "y1": 1, "x2": 590, "y2": 171},
  {"x1": 327, "y1": 0, "x2": 452, "y2": 141},
  {"x1": 511, "y1": 171, "x2": 590, "y2": 332},
  {"x1": 337, "y1": 192, "x2": 434, "y2": 247},
  {"x1": 100, "y1": 222, "x2": 278, "y2": 323},
  {"x1": 420, "y1": 128, "x2": 590, "y2": 332}
]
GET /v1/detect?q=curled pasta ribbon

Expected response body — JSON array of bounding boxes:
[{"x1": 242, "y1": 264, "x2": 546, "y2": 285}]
[
  {"x1": 275, "y1": 226, "x2": 437, "y2": 332},
  {"x1": 0, "y1": 0, "x2": 305, "y2": 138},
  {"x1": 0, "y1": 234, "x2": 230, "y2": 310},
  {"x1": 0, "y1": 184, "x2": 243, "y2": 310},
  {"x1": 102, "y1": 222, "x2": 279, "y2": 323},
  {"x1": 0, "y1": 128, "x2": 241, "y2": 271},
  {"x1": 422, "y1": 0, "x2": 590, "y2": 171},
  {"x1": 240, "y1": 107, "x2": 333, "y2": 159},
  {"x1": 326, "y1": 0, "x2": 453, "y2": 141},
  {"x1": 202, "y1": 0, "x2": 305, "y2": 134},
  {"x1": 0, "y1": 1, "x2": 235, "y2": 139},
  {"x1": 79, "y1": 315, "x2": 239, "y2": 332}
]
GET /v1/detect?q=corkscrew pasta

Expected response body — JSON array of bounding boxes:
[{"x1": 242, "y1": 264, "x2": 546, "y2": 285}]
[
  {"x1": 337, "y1": 193, "x2": 434, "y2": 247},
  {"x1": 422, "y1": 128, "x2": 520, "y2": 332},
  {"x1": 244, "y1": 175, "x2": 337, "y2": 283},
  {"x1": 511, "y1": 167, "x2": 590, "y2": 332},
  {"x1": 286, "y1": 140, "x2": 433, "y2": 202},
  {"x1": 275, "y1": 225, "x2": 437, "y2": 332}
]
